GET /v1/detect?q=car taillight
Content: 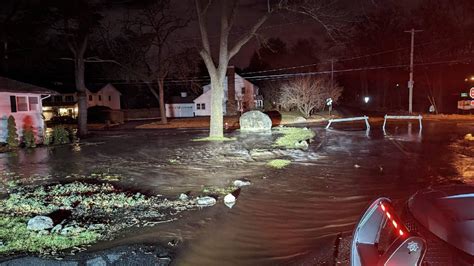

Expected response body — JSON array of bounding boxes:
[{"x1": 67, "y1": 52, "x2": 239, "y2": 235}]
[{"x1": 379, "y1": 200, "x2": 409, "y2": 237}]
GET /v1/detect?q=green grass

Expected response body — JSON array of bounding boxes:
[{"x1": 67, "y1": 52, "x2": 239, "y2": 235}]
[
  {"x1": 0, "y1": 216, "x2": 100, "y2": 255},
  {"x1": 273, "y1": 127, "x2": 315, "y2": 149},
  {"x1": 267, "y1": 159, "x2": 291, "y2": 169},
  {"x1": 192, "y1": 136, "x2": 236, "y2": 142}
]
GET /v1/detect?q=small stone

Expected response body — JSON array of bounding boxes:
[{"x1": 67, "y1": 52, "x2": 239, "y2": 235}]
[
  {"x1": 197, "y1": 196, "x2": 216, "y2": 207},
  {"x1": 38, "y1": 230, "x2": 50, "y2": 235},
  {"x1": 233, "y1": 180, "x2": 251, "y2": 187},
  {"x1": 51, "y1": 224, "x2": 63, "y2": 234},
  {"x1": 27, "y1": 216, "x2": 54, "y2": 231},
  {"x1": 157, "y1": 257, "x2": 172, "y2": 266},
  {"x1": 224, "y1": 193, "x2": 236, "y2": 209},
  {"x1": 88, "y1": 224, "x2": 106, "y2": 230},
  {"x1": 294, "y1": 140, "x2": 309, "y2": 150},
  {"x1": 178, "y1": 193, "x2": 189, "y2": 201}
]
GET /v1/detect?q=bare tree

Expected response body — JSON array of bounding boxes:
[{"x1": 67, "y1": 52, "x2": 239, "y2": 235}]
[
  {"x1": 48, "y1": 0, "x2": 103, "y2": 136},
  {"x1": 278, "y1": 76, "x2": 342, "y2": 118},
  {"x1": 196, "y1": 0, "x2": 351, "y2": 138},
  {"x1": 101, "y1": 0, "x2": 189, "y2": 124}
]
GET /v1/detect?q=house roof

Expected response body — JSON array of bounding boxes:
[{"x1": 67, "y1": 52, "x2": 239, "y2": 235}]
[
  {"x1": 167, "y1": 95, "x2": 195, "y2": 104},
  {"x1": 0, "y1": 76, "x2": 58, "y2": 94}
]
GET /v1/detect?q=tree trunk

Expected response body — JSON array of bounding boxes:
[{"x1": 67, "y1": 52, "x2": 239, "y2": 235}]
[
  {"x1": 75, "y1": 57, "x2": 88, "y2": 136},
  {"x1": 158, "y1": 77, "x2": 167, "y2": 124},
  {"x1": 210, "y1": 75, "x2": 224, "y2": 138}
]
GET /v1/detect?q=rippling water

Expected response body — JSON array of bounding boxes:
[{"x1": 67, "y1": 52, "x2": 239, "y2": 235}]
[{"x1": 0, "y1": 121, "x2": 471, "y2": 265}]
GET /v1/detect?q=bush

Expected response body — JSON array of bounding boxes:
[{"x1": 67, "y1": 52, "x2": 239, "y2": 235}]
[
  {"x1": 6, "y1": 116, "x2": 19, "y2": 148},
  {"x1": 51, "y1": 126, "x2": 70, "y2": 145},
  {"x1": 22, "y1": 126, "x2": 36, "y2": 148}
]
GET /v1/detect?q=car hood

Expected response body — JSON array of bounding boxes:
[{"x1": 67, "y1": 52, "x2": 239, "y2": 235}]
[{"x1": 409, "y1": 184, "x2": 474, "y2": 256}]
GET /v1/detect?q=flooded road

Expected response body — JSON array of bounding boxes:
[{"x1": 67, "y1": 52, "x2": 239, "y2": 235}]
[{"x1": 0, "y1": 120, "x2": 472, "y2": 265}]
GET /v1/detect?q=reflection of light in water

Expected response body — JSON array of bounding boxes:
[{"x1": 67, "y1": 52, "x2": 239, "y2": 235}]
[{"x1": 385, "y1": 122, "x2": 422, "y2": 142}]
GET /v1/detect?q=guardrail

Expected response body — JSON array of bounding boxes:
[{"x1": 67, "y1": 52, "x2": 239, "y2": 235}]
[
  {"x1": 326, "y1": 116, "x2": 371, "y2": 130},
  {"x1": 382, "y1": 115, "x2": 423, "y2": 133}
]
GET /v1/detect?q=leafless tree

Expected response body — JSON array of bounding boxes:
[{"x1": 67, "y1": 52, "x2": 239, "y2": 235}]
[
  {"x1": 101, "y1": 0, "x2": 190, "y2": 124},
  {"x1": 195, "y1": 0, "x2": 352, "y2": 138},
  {"x1": 278, "y1": 76, "x2": 342, "y2": 118}
]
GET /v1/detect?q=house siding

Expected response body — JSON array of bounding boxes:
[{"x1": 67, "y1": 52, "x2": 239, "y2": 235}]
[{"x1": 0, "y1": 92, "x2": 45, "y2": 143}]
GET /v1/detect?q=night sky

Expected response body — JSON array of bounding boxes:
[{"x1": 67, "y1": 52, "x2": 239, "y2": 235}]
[{"x1": 1, "y1": 0, "x2": 473, "y2": 112}]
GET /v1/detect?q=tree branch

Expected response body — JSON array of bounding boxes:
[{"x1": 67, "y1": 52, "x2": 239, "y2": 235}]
[{"x1": 228, "y1": 14, "x2": 269, "y2": 60}]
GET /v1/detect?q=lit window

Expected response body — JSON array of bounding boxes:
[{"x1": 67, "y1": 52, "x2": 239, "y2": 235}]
[
  {"x1": 29, "y1": 97, "x2": 39, "y2": 111},
  {"x1": 17, "y1": 96, "x2": 28, "y2": 111}
]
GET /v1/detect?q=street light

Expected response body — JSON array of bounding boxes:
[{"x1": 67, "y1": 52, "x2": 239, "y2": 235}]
[{"x1": 364, "y1": 96, "x2": 370, "y2": 103}]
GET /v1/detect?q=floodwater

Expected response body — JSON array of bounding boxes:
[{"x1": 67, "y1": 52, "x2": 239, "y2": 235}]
[{"x1": 0, "y1": 120, "x2": 473, "y2": 265}]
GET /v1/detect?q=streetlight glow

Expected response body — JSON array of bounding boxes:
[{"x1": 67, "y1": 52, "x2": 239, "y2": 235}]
[{"x1": 364, "y1": 97, "x2": 370, "y2": 103}]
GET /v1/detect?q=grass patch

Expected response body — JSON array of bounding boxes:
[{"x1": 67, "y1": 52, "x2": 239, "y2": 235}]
[
  {"x1": 267, "y1": 159, "x2": 291, "y2": 169},
  {"x1": 273, "y1": 127, "x2": 315, "y2": 149},
  {"x1": 192, "y1": 136, "x2": 236, "y2": 142},
  {"x1": 0, "y1": 216, "x2": 100, "y2": 255},
  {"x1": 0, "y1": 180, "x2": 200, "y2": 256},
  {"x1": 201, "y1": 185, "x2": 237, "y2": 196}
]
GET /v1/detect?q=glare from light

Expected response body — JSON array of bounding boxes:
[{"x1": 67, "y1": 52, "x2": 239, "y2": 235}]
[{"x1": 364, "y1": 97, "x2": 370, "y2": 103}]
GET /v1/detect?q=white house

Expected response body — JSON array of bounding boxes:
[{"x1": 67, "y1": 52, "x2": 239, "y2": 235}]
[
  {"x1": 194, "y1": 67, "x2": 263, "y2": 116},
  {"x1": 42, "y1": 83, "x2": 122, "y2": 121},
  {"x1": 165, "y1": 92, "x2": 195, "y2": 118},
  {"x1": 0, "y1": 76, "x2": 56, "y2": 143}
]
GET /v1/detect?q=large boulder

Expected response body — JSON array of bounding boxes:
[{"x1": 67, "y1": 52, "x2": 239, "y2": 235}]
[
  {"x1": 239, "y1": 111, "x2": 272, "y2": 132},
  {"x1": 27, "y1": 216, "x2": 54, "y2": 231}
]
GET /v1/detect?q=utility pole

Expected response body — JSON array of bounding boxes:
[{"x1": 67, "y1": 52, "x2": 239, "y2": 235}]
[{"x1": 405, "y1": 29, "x2": 423, "y2": 113}]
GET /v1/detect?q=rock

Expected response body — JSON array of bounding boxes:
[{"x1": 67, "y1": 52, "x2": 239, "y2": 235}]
[
  {"x1": 27, "y1": 216, "x2": 54, "y2": 231},
  {"x1": 239, "y1": 111, "x2": 272, "y2": 132},
  {"x1": 38, "y1": 230, "x2": 49, "y2": 235},
  {"x1": 51, "y1": 224, "x2": 63, "y2": 234},
  {"x1": 294, "y1": 140, "x2": 309, "y2": 150},
  {"x1": 61, "y1": 226, "x2": 85, "y2": 236},
  {"x1": 465, "y1": 133, "x2": 474, "y2": 141},
  {"x1": 197, "y1": 196, "x2": 217, "y2": 207},
  {"x1": 233, "y1": 179, "x2": 251, "y2": 187},
  {"x1": 224, "y1": 193, "x2": 236, "y2": 209},
  {"x1": 178, "y1": 193, "x2": 189, "y2": 201},
  {"x1": 294, "y1": 116, "x2": 307, "y2": 123}
]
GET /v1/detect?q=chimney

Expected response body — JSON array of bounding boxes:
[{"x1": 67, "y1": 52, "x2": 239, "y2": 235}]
[{"x1": 226, "y1": 66, "x2": 237, "y2": 115}]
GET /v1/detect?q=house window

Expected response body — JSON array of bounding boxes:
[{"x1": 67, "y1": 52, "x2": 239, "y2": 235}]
[
  {"x1": 98, "y1": 95, "x2": 102, "y2": 101},
  {"x1": 196, "y1": 103, "x2": 201, "y2": 110},
  {"x1": 241, "y1": 87, "x2": 246, "y2": 94},
  {"x1": 17, "y1": 96, "x2": 28, "y2": 111},
  {"x1": 65, "y1": 95, "x2": 74, "y2": 102},
  {"x1": 54, "y1": 95, "x2": 62, "y2": 102},
  {"x1": 29, "y1": 97, "x2": 39, "y2": 111},
  {"x1": 201, "y1": 103, "x2": 206, "y2": 110},
  {"x1": 88, "y1": 95, "x2": 93, "y2": 101},
  {"x1": 10, "y1": 96, "x2": 16, "y2": 112},
  {"x1": 108, "y1": 95, "x2": 112, "y2": 101}
]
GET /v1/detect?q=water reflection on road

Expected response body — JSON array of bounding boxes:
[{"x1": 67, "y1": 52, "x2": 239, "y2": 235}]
[{"x1": 0, "y1": 121, "x2": 472, "y2": 265}]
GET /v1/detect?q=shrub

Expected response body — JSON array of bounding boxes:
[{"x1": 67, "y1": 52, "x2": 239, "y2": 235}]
[
  {"x1": 267, "y1": 159, "x2": 291, "y2": 169},
  {"x1": 22, "y1": 126, "x2": 36, "y2": 148},
  {"x1": 52, "y1": 126, "x2": 70, "y2": 145},
  {"x1": 6, "y1": 116, "x2": 19, "y2": 148}
]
